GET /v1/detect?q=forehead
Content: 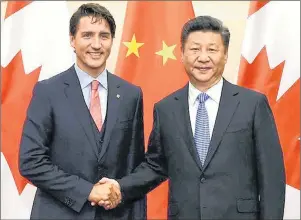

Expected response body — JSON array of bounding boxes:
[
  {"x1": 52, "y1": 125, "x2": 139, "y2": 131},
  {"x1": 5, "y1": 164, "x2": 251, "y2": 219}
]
[
  {"x1": 186, "y1": 31, "x2": 223, "y2": 45},
  {"x1": 77, "y1": 16, "x2": 111, "y2": 33}
]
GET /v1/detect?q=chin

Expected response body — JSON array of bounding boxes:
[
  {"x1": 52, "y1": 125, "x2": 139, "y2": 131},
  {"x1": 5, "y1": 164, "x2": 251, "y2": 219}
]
[
  {"x1": 194, "y1": 75, "x2": 213, "y2": 83},
  {"x1": 87, "y1": 62, "x2": 105, "y2": 69}
]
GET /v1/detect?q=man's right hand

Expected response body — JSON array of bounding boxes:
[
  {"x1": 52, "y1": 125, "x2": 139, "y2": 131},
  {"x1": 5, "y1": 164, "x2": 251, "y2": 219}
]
[
  {"x1": 94, "y1": 177, "x2": 122, "y2": 209},
  {"x1": 88, "y1": 181, "x2": 120, "y2": 209}
]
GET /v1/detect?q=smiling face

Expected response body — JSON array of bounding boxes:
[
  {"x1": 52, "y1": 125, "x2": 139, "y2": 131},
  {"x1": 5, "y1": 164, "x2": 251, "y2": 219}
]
[
  {"x1": 70, "y1": 16, "x2": 113, "y2": 77},
  {"x1": 181, "y1": 31, "x2": 228, "y2": 91}
]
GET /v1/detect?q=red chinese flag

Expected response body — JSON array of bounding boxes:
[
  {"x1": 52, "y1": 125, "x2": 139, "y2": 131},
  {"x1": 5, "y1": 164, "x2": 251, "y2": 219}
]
[{"x1": 115, "y1": 1, "x2": 194, "y2": 219}]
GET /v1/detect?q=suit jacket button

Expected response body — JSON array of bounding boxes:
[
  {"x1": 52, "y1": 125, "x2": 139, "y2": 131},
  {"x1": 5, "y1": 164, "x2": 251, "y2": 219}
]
[{"x1": 200, "y1": 177, "x2": 205, "y2": 183}]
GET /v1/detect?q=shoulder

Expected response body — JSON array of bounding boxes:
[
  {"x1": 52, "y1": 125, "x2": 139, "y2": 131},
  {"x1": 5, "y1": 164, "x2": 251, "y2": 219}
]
[
  {"x1": 224, "y1": 79, "x2": 267, "y2": 102},
  {"x1": 33, "y1": 66, "x2": 74, "y2": 96},
  {"x1": 109, "y1": 72, "x2": 142, "y2": 95},
  {"x1": 36, "y1": 66, "x2": 73, "y2": 87},
  {"x1": 155, "y1": 86, "x2": 187, "y2": 109}
]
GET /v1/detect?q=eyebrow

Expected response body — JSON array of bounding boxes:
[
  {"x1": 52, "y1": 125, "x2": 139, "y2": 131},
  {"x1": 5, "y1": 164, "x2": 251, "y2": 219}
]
[
  {"x1": 99, "y1": 32, "x2": 111, "y2": 35},
  {"x1": 81, "y1": 31, "x2": 111, "y2": 35},
  {"x1": 81, "y1": 31, "x2": 93, "y2": 35},
  {"x1": 191, "y1": 41, "x2": 201, "y2": 45},
  {"x1": 190, "y1": 42, "x2": 218, "y2": 47}
]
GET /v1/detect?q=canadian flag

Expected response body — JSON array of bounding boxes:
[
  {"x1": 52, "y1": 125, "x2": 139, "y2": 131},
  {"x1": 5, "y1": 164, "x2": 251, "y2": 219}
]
[
  {"x1": 1, "y1": 1, "x2": 73, "y2": 218},
  {"x1": 238, "y1": 1, "x2": 300, "y2": 219}
]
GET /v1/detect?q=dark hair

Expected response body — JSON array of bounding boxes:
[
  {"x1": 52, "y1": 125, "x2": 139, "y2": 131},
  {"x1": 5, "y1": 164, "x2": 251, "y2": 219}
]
[
  {"x1": 181, "y1": 16, "x2": 230, "y2": 52},
  {"x1": 69, "y1": 3, "x2": 116, "y2": 38}
]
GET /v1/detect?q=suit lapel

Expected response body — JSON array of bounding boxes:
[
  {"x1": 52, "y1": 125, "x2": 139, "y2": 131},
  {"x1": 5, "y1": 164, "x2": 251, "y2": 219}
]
[
  {"x1": 98, "y1": 73, "x2": 121, "y2": 162},
  {"x1": 173, "y1": 84, "x2": 203, "y2": 171},
  {"x1": 63, "y1": 66, "x2": 99, "y2": 158},
  {"x1": 202, "y1": 80, "x2": 240, "y2": 171}
]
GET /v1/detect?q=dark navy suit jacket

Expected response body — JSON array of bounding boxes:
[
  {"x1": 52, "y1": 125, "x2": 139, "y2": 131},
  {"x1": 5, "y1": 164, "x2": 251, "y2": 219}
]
[{"x1": 19, "y1": 65, "x2": 146, "y2": 219}]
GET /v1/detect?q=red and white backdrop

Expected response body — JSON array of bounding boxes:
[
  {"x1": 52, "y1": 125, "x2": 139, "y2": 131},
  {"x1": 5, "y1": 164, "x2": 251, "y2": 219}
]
[
  {"x1": 1, "y1": 1, "x2": 299, "y2": 219},
  {"x1": 237, "y1": 1, "x2": 300, "y2": 218}
]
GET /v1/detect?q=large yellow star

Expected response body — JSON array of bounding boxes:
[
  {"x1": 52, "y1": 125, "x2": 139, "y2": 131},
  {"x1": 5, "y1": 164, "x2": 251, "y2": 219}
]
[
  {"x1": 155, "y1": 41, "x2": 177, "y2": 65},
  {"x1": 123, "y1": 34, "x2": 144, "y2": 57}
]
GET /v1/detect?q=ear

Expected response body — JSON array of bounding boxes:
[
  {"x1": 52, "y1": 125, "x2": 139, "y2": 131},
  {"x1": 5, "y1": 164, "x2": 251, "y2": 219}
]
[
  {"x1": 180, "y1": 47, "x2": 184, "y2": 62},
  {"x1": 70, "y1": 34, "x2": 75, "y2": 49},
  {"x1": 224, "y1": 50, "x2": 228, "y2": 64}
]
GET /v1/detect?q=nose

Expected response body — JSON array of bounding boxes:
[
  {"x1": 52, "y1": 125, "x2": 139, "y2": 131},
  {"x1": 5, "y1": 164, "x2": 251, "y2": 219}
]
[
  {"x1": 91, "y1": 36, "x2": 102, "y2": 50},
  {"x1": 196, "y1": 51, "x2": 210, "y2": 62}
]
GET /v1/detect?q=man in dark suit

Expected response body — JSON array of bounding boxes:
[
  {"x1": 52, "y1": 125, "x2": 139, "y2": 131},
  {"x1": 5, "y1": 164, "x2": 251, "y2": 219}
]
[
  {"x1": 19, "y1": 3, "x2": 145, "y2": 220},
  {"x1": 102, "y1": 16, "x2": 286, "y2": 219}
]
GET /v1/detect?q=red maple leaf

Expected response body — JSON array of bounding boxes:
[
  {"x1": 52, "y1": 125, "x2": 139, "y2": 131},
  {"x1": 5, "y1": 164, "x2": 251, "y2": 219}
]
[
  {"x1": 273, "y1": 80, "x2": 300, "y2": 189},
  {"x1": 1, "y1": 51, "x2": 41, "y2": 194},
  {"x1": 238, "y1": 47, "x2": 300, "y2": 190},
  {"x1": 5, "y1": 1, "x2": 32, "y2": 19},
  {"x1": 248, "y1": 1, "x2": 270, "y2": 17}
]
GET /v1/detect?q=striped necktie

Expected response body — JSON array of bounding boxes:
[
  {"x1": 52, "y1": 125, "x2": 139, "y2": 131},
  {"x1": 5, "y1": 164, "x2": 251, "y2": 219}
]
[{"x1": 194, "y1": 93, "x2": 210, "y2": 165}]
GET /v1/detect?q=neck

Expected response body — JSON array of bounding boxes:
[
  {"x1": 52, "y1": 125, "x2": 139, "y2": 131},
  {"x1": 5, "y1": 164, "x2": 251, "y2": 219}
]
[
  {"x1": 88, "y1": 69, "x2": 104, "y2": 78},
  {"x1": 76, "y1": 62, "x2": 105, "y2": 78},
  {"x1": 192, "y1": 76, "x2": 222, "y2": 92}
]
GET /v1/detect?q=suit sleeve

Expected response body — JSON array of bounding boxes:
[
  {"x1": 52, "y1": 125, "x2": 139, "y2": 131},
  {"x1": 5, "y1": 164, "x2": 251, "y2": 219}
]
[
  {"x1": 118, "y1": 103, "x2": 168, "y2": 202},
  {"x1": 19, "y1": 82, "x2": 93, "y2": 213},
  {"x1": 124, "y1": 88, "x2": 146, "y2": 219},
  {"x1": 253, "y1": 94, "x2": 286, "y2": 219},
  {"x1": 126, "y1": 88, "x2": 145, "y2": 172}
]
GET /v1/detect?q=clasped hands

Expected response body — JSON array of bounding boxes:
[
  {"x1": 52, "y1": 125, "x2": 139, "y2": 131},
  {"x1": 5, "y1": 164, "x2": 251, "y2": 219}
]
[{"x1": 88, "y1": 177, "x2": 121, "y2": 210}]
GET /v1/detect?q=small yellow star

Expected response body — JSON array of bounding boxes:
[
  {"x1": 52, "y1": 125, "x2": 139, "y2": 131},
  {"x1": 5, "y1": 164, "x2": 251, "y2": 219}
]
[
  {"x1": 155, "y1": 41, "x2": 177, "y2": 65},
  {"x1": 123, "y1": 34, "x2": 144, "y2": 57}
]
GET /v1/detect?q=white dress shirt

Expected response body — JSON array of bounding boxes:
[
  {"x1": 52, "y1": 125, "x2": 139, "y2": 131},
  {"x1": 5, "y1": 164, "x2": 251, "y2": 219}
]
[
  {"x1": 188, "y1": 78, "x2": 223, "y2": 139},
  {"x1": 74, "y1": 64, "x2": 108, "y2": 123}
]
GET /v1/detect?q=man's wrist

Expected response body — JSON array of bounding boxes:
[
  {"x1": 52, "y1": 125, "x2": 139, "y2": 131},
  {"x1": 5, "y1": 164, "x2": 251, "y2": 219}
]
[
  {"x1": 88, "y1": 185, "x2": 95, "y2": 202},
  {"x1": 116, "y1": 179, "x2": 124, "y2": 203}
]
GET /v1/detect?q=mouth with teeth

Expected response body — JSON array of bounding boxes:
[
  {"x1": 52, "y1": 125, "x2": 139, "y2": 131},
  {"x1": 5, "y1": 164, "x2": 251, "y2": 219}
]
[
  {"x1": 88, "y1": 52, "x2": 103, "y2": 59},
  {"x1": 195, "y1": 67, "x2": 212, "y2": 72}
]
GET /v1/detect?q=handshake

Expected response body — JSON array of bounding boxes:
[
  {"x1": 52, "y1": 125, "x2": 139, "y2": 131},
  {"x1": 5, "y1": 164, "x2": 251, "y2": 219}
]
[{"x1": 88, "y1": 177, "x2": 122, "y2": 210}]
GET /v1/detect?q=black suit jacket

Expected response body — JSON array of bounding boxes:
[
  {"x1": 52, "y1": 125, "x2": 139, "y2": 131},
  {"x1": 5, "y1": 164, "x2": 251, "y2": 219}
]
[
  {"x1": 118, "y1": 79, "x2": 285, "y2": 219},
  {"x1": 19, "y1": 66, "x2": 146, "y2": 219}
]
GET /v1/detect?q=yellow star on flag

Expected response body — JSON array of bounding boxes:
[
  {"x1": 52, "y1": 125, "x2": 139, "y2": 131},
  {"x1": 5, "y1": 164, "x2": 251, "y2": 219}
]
[
  {"x1": 123, "y1": 34, "x2": 144, "y2": 57},
  {"x1": 155, "y1": 41, "x2": 177, "y2": 65}
]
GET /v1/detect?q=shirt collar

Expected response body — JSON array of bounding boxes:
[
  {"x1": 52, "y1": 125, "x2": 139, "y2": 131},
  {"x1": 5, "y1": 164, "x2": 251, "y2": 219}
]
[
  {"x1": 189, "y1": 77, "x2": 223, "y2": 105},
  {"x1": 74, "y1": 63, "x2": 108, "y2": 90}
]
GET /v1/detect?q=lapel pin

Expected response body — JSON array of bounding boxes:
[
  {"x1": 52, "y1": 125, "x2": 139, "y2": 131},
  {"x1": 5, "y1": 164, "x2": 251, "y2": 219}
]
[{"x1": 116, "y1": 94, "x2": 120, "y2": 99}]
